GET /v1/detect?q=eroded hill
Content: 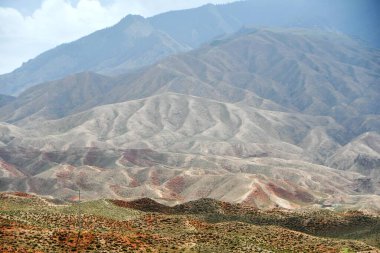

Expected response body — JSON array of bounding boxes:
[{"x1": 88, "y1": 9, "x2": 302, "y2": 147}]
[{"x1": 0, "y1": 28, "x2": 378, "y2": 211}]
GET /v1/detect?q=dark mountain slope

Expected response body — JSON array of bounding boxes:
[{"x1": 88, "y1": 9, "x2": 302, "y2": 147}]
[{"x1": 0, "y1": 94, "x2": 15, "y2": 107}]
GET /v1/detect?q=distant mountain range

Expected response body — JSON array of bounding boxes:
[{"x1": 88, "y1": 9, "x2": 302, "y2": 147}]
[
  {"x1": 0, "y1": 0, "x2": 379, "y2": 95},
  {"x1": 0, "y1": 1, "x2": 379, "y2": 209}
]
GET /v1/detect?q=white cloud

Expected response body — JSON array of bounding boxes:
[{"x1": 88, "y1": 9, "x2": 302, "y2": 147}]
[{"x1": 0, "y1": 0, "x2": 235, "y2": 74}]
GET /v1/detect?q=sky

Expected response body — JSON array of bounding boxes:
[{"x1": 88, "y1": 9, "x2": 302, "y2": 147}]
[{"x1": 0, "y1": 0, "x2": 236, "y2": 75}]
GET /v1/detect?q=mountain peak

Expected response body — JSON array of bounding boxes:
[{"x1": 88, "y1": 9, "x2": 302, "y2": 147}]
[
  {"x1": 119, "y1": 14, "x2": 145, "y2": 23},
  {"x1": 115, "y1": 14, "x2": 153, "y2": 37}
]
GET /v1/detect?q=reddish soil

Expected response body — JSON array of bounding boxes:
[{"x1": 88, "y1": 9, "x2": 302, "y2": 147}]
[
  {"x1": 166, "y1": 176, "x2": 185, "y2": 194},
  {"x1": 122, "y1": 149, "x2": 156, "y2": 167},
  {"x1": 0, "y1": 160, "x2": 23, "y2": 177},
  {"x1": 242, "y1": 185, "x2": 270, "y2": 207}
]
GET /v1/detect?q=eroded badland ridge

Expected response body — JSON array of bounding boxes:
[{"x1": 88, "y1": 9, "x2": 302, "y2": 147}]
[{"x1": 0, "y1": 27, "x2": 379, "y2": 210}]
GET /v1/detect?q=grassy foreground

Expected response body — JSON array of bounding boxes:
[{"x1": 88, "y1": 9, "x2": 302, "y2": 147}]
[{"x1": 0, "y1": 192, "x2": 379, "y2": 252}]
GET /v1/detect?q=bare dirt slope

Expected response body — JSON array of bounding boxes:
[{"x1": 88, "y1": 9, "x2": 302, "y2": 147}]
[{"x1": 0, "y1": 28, "x2": 378, "y2": 209}]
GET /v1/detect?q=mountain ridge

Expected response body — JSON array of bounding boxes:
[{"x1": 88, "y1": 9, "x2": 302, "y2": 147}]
[
  {"x1": 1, "y1": 0, "x2": 379, "y2": 95},
  {"x1": 3, "y1": 28, "x2": 378, "y2": 126},
  {"x1": 0, "y1": 15, "x2": 189, "y2": 95},
  {"x1": 0, "y1": 5, "x2": 378, "y2": 212}
]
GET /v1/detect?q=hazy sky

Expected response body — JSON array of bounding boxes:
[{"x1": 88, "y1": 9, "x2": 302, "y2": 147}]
[{"x1": 0, "y1": 0, "x2": 236, "y2": 74}]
